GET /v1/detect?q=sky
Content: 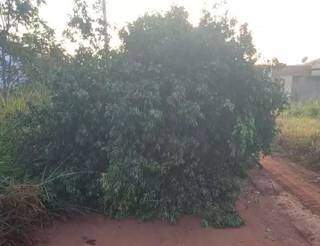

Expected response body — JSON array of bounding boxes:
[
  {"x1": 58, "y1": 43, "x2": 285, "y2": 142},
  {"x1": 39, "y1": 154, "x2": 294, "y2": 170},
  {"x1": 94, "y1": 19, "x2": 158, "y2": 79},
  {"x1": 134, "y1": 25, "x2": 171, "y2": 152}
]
[{"x1": 40, "y1": 0, "x2": 320, "y2": 65}]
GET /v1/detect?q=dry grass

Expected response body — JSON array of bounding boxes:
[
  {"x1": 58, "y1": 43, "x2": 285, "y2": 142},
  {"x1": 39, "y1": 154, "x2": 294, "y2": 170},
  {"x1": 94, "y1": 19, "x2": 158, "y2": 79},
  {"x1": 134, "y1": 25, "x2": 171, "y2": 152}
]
[
  {"x1": 0, "y1": 181, "x2": 48, "y2": 246},
  {"x1": 276, "y1": 116, "x2": 320, "y2": 169}
]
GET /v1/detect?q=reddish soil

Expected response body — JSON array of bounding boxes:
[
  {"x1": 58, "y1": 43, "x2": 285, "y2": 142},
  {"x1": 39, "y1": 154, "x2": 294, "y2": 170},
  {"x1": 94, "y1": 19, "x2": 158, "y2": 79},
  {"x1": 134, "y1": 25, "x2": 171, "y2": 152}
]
[
  {"x1": 35, "y1": 156, "x2": 320, "y2": 246},
  {"x1": 261, "y1": 155, "x2": 320, "y2": 216},
  {"x1": 260, "y1": 155, "x2": 320, "y2": 245}
]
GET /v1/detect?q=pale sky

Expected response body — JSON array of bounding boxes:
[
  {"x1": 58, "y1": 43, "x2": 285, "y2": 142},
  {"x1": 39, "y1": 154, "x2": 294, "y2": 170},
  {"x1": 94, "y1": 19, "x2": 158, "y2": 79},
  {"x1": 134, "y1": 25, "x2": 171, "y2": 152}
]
[{"x1": 41, "y1": 0, "x2": 320, "y2": 65}]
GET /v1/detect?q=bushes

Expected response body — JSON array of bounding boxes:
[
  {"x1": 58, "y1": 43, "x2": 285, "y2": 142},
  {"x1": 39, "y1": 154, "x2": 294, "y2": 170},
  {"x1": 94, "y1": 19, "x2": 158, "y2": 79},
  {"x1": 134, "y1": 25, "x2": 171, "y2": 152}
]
[
  {"x1": 101, "y1": 159, "x2": 161, "y2": 220},
  {"x1": 97, "y1": 10, "x2": 284, "y2": 226},
  {"x1": 2, "y1": 7, "x2": 285, "y2": 227},
  {"x1": 0, "y1": 84, "x2": 47, "y2": 177},
  {"x1": 0, "y1": 85, "x2": 50, "y2": 245}
]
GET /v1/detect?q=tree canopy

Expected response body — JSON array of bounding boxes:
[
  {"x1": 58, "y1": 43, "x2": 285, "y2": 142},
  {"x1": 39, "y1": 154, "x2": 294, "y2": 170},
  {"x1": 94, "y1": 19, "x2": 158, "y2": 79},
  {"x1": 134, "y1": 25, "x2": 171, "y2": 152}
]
[{"x1": 0, "y1": 2, "x2": 286, "y2": 228}]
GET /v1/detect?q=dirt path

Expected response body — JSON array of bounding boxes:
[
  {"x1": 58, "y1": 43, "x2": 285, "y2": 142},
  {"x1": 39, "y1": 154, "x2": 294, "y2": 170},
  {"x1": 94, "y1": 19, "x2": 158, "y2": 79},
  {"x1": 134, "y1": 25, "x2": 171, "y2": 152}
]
[
  {"x1": 261, "y1": 155, "x2": 320, "y2": 215},
  {"x1": 260, "y1": 155, "x2": 320, "y2": 245},
  {"x1": 35, "y1": 193, "x2": 307, "y2": 246},
  {"x1": 35, "y1": 156, "x2": 320, "y2": 246}
]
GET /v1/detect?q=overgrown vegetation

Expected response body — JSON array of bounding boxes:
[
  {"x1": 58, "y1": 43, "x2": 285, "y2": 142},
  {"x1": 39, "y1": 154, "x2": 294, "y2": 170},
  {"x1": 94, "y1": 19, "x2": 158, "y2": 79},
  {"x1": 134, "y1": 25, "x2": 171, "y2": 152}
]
[
  {"x1": 0, "y1": 0, "x2": 286, "y2": 244},
  {"x1": 0, "y1": 178, "x2": 48, "y2": 245},
  {"x1": 0, "y1": 85, "x2": 50, "y2": 245},
  {"x1": 282, "y1": 100, "x2": 320, "y2": 118},
  {"x1": 276, "y1": 101, "x2": 320, "y2": 170}
]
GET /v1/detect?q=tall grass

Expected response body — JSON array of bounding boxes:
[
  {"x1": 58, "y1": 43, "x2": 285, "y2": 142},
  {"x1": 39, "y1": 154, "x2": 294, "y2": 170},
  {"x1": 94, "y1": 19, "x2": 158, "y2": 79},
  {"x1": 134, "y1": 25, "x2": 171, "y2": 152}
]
[
  {"x1": 282, "y1": 100, "x2": 320, "y2": 118},
  {"x1": 276, "y1": 101, "x2": 320, "y2": 170},
  {"x1": 0, "y1": 84, "x2": 48, "y2": 176},
  {"x1": 0, "y1": 85, "x2": 51, "y2": 245},
  {"x1": 0, "y1": 84, "x2": 48, "y2": 120}
]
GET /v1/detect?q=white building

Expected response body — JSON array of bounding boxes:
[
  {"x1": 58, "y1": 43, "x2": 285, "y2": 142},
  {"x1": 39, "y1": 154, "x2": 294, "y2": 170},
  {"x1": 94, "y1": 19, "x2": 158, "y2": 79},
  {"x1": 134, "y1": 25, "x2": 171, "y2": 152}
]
[
  {"x1": 308, "y1": 58, "x2": 320, "y2": 76},
  {"x1": 272, "y1": 58, "x2": 320, "y2": 101}
]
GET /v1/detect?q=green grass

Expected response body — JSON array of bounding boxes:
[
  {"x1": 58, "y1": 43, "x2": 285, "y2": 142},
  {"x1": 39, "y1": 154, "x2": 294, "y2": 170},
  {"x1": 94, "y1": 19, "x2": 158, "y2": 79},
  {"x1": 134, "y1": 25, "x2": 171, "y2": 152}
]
[
  {"x1": 276, "y1": 102, "x2": 320, "y2": 170},
  {"x1": 0, "y1": 84, "x2": 48, "y2": 177},
  {"x1": 0, "y1": 84, "x2": 48, "y2": 120},
  {"x1": 282, "y1": 100, "x2": 320, "y2": 118}
]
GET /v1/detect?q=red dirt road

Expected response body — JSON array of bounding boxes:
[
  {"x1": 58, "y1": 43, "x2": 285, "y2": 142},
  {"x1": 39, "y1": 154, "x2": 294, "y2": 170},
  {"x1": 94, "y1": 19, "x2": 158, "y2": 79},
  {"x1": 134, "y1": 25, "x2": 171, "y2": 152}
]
[
  {"x1": 261, "y1": 156, "x2": 320, "y2": 245},
  {"x1": 262, "y1": 155, "x2": 320, "y2": 216},
  {"x1": 35, "y1": 156, "x2": 320, "y2": 246}
]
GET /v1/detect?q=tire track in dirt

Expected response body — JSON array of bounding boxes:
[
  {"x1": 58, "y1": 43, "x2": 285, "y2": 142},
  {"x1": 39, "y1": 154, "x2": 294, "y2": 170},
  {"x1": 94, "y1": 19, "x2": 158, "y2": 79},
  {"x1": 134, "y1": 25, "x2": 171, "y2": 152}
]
[
  {"x1": 259, "y1": 155, "x2": 320, "y2": 245},
  {"x1": 261, "y1": 155, "x2": 320, "y2": 216}
]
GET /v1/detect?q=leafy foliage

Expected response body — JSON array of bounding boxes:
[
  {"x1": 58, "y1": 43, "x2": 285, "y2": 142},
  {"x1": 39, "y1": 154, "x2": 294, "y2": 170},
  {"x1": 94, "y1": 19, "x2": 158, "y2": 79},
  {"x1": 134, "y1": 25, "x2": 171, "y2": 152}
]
[
  {"x1": 0, "y1": 84, "x2": 47, "y2": 177},
  {"x1": 3, "y1": 7, "x2": 286, "y2": 228},
  {"x1": 64, "y1": 0, "x2": 110, "y2": 52},
  {"x1": 0, "y1": 0, "x2": 62, "y2": 101}
]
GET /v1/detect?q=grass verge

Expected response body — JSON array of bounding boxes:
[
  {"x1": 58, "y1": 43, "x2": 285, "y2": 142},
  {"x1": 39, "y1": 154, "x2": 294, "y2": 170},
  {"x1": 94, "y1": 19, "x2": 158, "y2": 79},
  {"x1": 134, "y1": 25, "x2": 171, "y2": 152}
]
[{"x1": 276, "y1": 116, "x2": 320, "y2": 170}]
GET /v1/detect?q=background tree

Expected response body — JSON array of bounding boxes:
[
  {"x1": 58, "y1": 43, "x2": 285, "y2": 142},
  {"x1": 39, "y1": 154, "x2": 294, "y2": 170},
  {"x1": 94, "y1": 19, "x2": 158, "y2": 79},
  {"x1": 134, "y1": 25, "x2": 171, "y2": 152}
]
[
  {"x1": 0, "y1": 0, "x2": 59, "y2": 101},
  {"x1": 64, "y1": 0, "x2": 110, "y2": 54}
]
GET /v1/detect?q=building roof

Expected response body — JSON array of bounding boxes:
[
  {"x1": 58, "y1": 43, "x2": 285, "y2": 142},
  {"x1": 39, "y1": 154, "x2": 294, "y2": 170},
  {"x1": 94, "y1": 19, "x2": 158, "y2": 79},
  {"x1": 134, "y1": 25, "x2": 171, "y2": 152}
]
[
  {"x1": 306, "y1": 58, "x2": 320, "y2": 66},
  {"x1": 273, "y1": 65, "x2": 311, "y2": 77}
]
